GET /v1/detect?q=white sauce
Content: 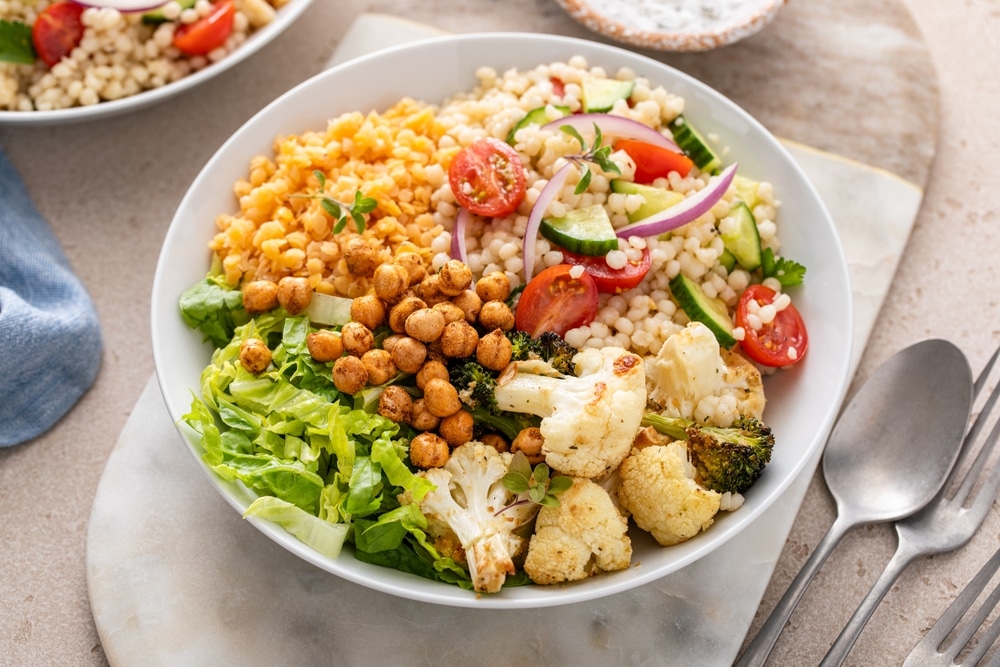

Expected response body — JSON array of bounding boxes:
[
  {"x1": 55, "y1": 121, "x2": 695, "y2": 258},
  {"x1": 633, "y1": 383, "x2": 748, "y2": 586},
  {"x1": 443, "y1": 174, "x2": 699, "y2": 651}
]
[{"x1": 586, "y1": 0, "x2": 759, "y2": 33}]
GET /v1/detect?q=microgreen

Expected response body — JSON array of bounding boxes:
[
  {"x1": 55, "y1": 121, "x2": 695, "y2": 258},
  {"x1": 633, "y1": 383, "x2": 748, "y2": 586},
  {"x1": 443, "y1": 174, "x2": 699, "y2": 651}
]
[
  {"x1": 559, "y1": 123, "x2": 622, "y2": 194},
  {"x1": 760, "y1": 248, "x2": 806, "y2": 287},
  {"x1": 293, "y1": 170, "x2": 378, "y2": 234},
  {"x1": 500, "y1": 451, "x2": 573, "y2": 511}
]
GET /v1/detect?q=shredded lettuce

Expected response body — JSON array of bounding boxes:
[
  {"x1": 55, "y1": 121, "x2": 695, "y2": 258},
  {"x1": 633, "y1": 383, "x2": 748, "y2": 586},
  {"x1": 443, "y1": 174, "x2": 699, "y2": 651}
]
[
  {"x1": 178, "y1": 275, "x2": 250, "y2": 348},
  {"x1": 182, "y1": 312, "x2": 438, "y2": 575}
]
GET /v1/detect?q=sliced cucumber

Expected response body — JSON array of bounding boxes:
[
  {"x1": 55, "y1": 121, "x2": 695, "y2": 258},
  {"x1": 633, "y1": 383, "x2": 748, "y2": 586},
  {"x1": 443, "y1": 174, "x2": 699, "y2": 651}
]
[
  {"x1": 506, "y1": 105, "x2": 571, "y2": 144},
  {"x1": 540, "y1": 204, "x2": 619, "y2": 256},
  {"x1": 733, "y1": 175, "x2": 760, "y2": 210},
  {"x1": 142, "y1": 0, "x2": 196, "y2": 23},
  {"x1": 719, "y1": 202, "x2": 762, "y2": 271},
  {"x1": 610, "y1": 180, "x2": 686, "y2": 223},
  {"x1": 582, "y1": 79, "x2": 635, "y2": 113},
  {"x1": 718, "y1": 249, "x2": 737, "y2": 273},
  {"x1": 669, "y1": 115, "x2": 722, "y2": 174},
  {"x1": 669, "y1": 273, "x2": 736, "y2": 348}
]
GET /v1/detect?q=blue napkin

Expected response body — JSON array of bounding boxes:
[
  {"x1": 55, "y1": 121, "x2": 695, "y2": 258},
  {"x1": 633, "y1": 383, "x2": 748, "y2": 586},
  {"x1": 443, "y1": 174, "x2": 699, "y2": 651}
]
[{"x1": 0, "y1": 148, "x2": 103, "y2": 447}]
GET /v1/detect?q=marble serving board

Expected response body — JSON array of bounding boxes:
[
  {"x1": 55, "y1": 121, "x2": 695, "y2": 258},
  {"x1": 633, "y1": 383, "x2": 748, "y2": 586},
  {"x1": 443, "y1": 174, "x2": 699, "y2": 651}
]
[{"x1": 86, "y1": 6, "x2": 937, "y2": 665}]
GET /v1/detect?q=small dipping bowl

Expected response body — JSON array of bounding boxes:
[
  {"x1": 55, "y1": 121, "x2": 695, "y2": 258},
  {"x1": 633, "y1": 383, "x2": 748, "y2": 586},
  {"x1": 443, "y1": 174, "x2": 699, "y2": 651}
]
[{"x1": 554, "y1": 0, "x2": 787, "y2": 51}]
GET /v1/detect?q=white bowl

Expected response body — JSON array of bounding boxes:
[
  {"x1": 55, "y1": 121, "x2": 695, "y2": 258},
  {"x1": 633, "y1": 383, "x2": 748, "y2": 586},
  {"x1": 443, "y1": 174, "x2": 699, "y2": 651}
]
[
  {"x1": 0, "y1": 0, "x2": 314, "y2": 127},
  {"x1": 554, "y1": 0, "x2": 787, "y2": 52},
  {"x1": 151, "y1": 32, "x2": 853, "y2": 609}
]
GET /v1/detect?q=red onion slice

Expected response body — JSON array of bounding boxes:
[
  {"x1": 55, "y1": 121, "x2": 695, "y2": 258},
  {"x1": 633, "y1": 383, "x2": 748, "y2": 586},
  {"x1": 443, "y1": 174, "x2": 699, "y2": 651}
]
[
  {"x1": 451, "y1": 207, "x2": 472, "y2": 265},
  {"x1": 72, "y1": 0, "x2": 167, "y2": 11},
  {"x1": 523, "y1": 163, "x2": 573, "y2": 282},
  {"x1": 541, "y1": 113, "x2": 681, "y2": 153},
  {"x1": 614, "y1": 162, "x2": 738, "y2": 239}
]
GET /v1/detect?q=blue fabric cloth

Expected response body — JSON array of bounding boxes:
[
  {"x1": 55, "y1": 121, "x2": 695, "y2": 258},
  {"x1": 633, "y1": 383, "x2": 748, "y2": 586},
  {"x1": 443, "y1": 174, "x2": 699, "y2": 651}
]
[{"x1": 0, "y1": 148, "x2": 103, "y2": 446}]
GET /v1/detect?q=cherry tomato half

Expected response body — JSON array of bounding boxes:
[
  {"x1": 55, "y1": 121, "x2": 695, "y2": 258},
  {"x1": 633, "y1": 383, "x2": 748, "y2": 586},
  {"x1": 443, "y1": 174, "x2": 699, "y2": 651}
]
[
  {"x1": 550, "y1": 77, "x2": 566, "y2": 98},
  {"x1": 735, "y1": 284, "x2": 809, "y2": 367},
  {"x1": 515, "y1": 264, "x2": 599, "y2": 338},
  {"x1": 173, "y1": 0, "x2": 236, "y2": 56},
  {"x1": 32, "y1": 1, "x2": 86, "y2": 67},
  {"x1": 448, "y1": 137, "x2": 527, "y2": 218},
  {"x1": 614, "y1": 139, "x2": 694, "y2": 184},
  {"x1": 561, "y1": 247, "x2": 651, "y2": 294}
]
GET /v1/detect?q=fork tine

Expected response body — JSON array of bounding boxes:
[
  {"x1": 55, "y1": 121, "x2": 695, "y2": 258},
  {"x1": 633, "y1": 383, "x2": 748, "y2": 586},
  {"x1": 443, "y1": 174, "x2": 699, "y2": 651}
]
[
  {"x1": 920, "y1": 546, "x2": 1000, "y2": 659},
  {"x1": 950, "y1": 360, "x2": 1000, "y2": 503},
  {"x1": 974, "y1": 344, "x2": 1000, "y2": 398},
  {"x1": 952, "y1": 575, "x2": 1000, "y2": 665}
]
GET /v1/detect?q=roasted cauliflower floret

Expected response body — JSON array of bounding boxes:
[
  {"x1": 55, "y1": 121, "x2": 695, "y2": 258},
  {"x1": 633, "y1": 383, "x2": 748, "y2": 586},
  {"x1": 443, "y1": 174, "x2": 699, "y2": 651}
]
[
  {"x1": 415, "y1": 442, "x2": 538, "y2": 594},
  {"x1": 616, "y1": 442, "x2": 722, "y2": 547},
  {"x1": 493, "y1": 346, "x2": 646, "y2": 479},
  {"x1": 647, "y1": 322, "x2": 765, "y2": 426},
  {"x1": 523, "y1": 478, "x2": 632, "y2": 585}
]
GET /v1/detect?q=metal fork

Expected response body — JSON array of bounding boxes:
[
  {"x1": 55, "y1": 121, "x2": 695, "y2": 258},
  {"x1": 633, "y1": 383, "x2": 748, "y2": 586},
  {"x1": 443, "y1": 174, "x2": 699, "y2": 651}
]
[
  {"x1": 819, "y1": 343, "x2": 1000, "y2": 666},
  {"x1": 903, "y1": 544, "x2": 1000, "y2": 667}
]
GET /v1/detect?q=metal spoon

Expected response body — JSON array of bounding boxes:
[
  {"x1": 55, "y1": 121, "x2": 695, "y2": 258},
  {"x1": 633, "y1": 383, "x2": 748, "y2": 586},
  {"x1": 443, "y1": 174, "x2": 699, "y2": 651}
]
[{"x1": 735, "y1": 338, "x2": 973, "y2": 667}]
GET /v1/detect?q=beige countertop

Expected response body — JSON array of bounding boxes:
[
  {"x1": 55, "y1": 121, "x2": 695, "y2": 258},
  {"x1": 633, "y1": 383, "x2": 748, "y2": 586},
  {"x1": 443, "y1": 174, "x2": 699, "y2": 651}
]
[{"x1": 2, "y1": 1, "x2": 999, "y2": 665}]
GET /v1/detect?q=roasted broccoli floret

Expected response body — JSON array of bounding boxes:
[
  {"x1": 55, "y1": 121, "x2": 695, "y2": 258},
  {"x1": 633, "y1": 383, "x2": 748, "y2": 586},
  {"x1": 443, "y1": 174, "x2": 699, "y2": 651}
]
[
  {"x1": 449, "y1": 358, "x2": 539, "y2": 440},
  {"x1": 505, "y1": 330, "x2": 576, "y2": 375},
  {"x1": 640, "y1": 413, "x2": 774, "y2": 494}
]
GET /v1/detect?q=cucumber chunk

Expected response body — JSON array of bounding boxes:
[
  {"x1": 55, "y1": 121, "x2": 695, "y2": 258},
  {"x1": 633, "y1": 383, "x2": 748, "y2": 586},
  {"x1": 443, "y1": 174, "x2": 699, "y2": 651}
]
[
  {"x1": 669, "y1": 273, "x2": 736, "y2": 348},
  {"x1": 582, "y1": 79, "x2": 635, "y2": 113},
  {"x1": 610, "y1": 180, "x2": 685, "y2": 223},
  {"x1": 733, "y1": 175, "x2": 760, "y2": 210},
  {"x1": 540, "y1": 204, "x2": 619, "y2": 256},
  {"x1": 142, "y1": 0, "x2": 196, "y2": 23},
  {"x1": 669, "y1": 115, "x2": 722, "y2": 174},
  {"x1": 506, "y1": 105, "x2": 571, "y2": 144},
  {"x1": 718, "y1": 249, "x2": 737, "y2": 273},
  {"x1": 719, "y1": 202, "x2": 763, "y2": 271}
]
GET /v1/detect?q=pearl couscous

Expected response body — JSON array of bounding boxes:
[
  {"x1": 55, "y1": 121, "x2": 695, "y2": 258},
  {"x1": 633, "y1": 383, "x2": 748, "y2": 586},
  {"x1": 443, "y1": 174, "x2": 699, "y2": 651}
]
[{"x1": 0, "y1": 0, "x2": 288, "y2": 111}]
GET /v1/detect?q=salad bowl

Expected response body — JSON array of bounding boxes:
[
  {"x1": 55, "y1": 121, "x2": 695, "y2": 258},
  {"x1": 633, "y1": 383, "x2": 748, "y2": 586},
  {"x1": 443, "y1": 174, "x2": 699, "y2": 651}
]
[
  {"x1": 151, "y1": 32, "x2": 853, "y2": 608},
  {"x1": 0, "y1": 0, "x2": 315, "y2": 127}
]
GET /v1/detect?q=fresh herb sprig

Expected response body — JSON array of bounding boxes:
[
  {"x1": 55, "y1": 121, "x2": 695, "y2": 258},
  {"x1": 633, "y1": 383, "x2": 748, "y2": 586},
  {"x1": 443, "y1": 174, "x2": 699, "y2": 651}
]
[
  {"x1": 761, "y1": 248, "x2": 806, "y2": 287},
  {"x1": 559, "y1": 123, "x2": 622, "y2": 194},
  {"x1": 293, "y1": 170, "x2": 378, "y2": 234},
  {"x1": 500, "y1": 451, "x2": 573, "y2": 511},
  {"x1": 0, "y1": 19, "x2": 36, "y2": 65}
]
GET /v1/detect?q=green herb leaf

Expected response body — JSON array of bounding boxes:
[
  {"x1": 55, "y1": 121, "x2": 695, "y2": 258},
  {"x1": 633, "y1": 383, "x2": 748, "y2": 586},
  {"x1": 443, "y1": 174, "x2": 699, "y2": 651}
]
[
  {"x1": 0, "y1": 19, "x2": 36, "y2": 65},
  {"x1": 761, "y1": 248, "x2": 807, "y2": 287}
]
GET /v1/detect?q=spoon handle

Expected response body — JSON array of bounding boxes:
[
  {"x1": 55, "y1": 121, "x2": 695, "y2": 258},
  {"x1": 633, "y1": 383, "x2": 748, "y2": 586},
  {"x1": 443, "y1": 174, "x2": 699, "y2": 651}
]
[
  {"x1": 818, "y1": 539, "x2": 922, "y2": 666},
  {"x1": 734, "y1": 516, "x2": 854, "y2": 667}
]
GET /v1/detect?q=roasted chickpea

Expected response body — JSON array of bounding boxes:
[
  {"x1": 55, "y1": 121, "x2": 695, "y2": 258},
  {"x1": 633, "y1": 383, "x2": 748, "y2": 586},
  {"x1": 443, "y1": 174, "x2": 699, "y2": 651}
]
[
  {"x1": 381, "y1": 333, "x2": 405, "y2": 355},
  {"x1": 239, "y1": 338, "x2": 271, "y2": 374},
  {"x1": 475, "y1": 271, "x2": 511, "y2": 303},
  {"x1": 476, "y1": 328, "x2": 513, "y2": 371},
  {"x1": 277, "y1": 276, "x2": 312, "y2": 315},
  {"x1": 388, "y1": 296, "x2": 427, "y2": 333},
  {"x1": 478, "y1": 300, "x2": 515, "y2": 331},
  {"x1": 306, "y1": 330, "x2": 344, "y2": 362},
  {"x1": 332, "y1": 355, "x2": 368, "y2": 394},
  {"x1": 415, "y1": 273, "x2": 449, "y2": 306},
  {"x1": 361, "y1": 349, "x2": 397, "y2": 386},
  {"x1": 415, "y1": 359, "x2": 450, "y2": 390},
  {"x1": 512, "y1": 427, "x2": 545, "y2": 464},
  {"x1": 409, "y1": 398, "x2": 440, "y2": 431},
  {"x1": 422, "y1": 378, "x2": 462, "y2": 418},
  {"x1": 242, "y1": 280, "x2": 279, "y2": 314},
  {"x1": 479, "y1": 432, "x2": 509, "y2": 453},
  {"x1": 389, "y1": 336, "x2": 427, "y2": 374},
  {"x1": 438, "y1": 410, "x2": 474, "y2": 447},
  {"x1": 393, "y1": 251, "x2": 427, "y2": 286},
  {"x1": 343, "y1": 237, "x2": 378, "y2": 277},
  {"x1": 350, "y1": 294, "x2": 386, "y2": 330},
  {"x1": 432, "y1": 301, "x2": 466, "y2": 325},
  {"x1": 438, "y1": 259, "x2": 473, "y2": 296},
  {"x1": 372, "y1": 263, "x2": 410, "y2": 303},
  {"x1": 440, "y1": 320, "x2": 480, "y2": 359},
  {"x1": 451, "y1": 289, "x2": 483, "y2": 324},
  {"x1": 341, "y1": 321, "x2": 375, "y2": 356},
  {"x1": 404, "y1": 307, "x2": 446, "y2": 343},
  {"x1": 377, "y1": 385, "x2": 413, "y2": 423},
  {"x1": 409, "y1": 432, "x2": 450, "y2": 469}
]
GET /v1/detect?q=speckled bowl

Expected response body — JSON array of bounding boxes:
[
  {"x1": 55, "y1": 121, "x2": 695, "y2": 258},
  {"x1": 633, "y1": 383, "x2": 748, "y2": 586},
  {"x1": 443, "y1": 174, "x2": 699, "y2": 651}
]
[{"x1": 554, "y1": 0, "x2": 787, "y2": 51}]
